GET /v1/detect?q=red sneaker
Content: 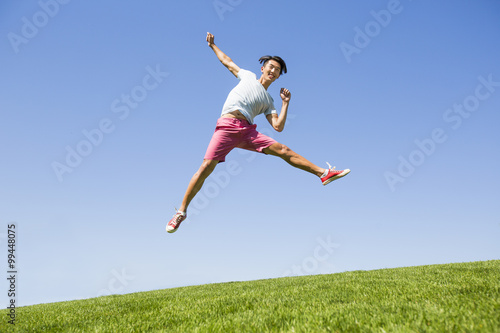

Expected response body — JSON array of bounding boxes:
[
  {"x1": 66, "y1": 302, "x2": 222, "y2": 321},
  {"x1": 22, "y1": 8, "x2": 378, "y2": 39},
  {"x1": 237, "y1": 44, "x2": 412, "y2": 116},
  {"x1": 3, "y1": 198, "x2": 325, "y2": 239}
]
[
  {"x1": 166, "y1": 211, "x2": 186, "y2": 233},
  {"x1": 321, "y1": 163, "x2": 350, "y2": 185}
]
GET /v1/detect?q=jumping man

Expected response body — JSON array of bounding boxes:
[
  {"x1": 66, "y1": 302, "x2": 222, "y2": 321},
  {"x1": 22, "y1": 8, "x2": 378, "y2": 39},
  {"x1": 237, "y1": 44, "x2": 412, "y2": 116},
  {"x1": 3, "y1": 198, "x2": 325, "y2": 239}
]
[{"x1": 166, "y1": 32, "x2": 350, "y2": 233}]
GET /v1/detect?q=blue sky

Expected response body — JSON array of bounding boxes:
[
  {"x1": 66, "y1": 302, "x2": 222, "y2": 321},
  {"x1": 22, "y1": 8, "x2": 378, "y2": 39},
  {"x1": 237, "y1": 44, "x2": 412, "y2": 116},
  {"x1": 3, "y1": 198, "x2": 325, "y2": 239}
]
[{"x1": 1, "y1": 0, "x2": 499, "y2": 307}]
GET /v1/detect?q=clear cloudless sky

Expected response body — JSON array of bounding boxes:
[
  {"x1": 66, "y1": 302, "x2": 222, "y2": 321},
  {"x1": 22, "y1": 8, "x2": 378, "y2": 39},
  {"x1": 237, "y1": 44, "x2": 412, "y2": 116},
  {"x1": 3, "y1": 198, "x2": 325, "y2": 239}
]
[{"x1": 1, "y1": 0, "x2": 499, "y2": 307}]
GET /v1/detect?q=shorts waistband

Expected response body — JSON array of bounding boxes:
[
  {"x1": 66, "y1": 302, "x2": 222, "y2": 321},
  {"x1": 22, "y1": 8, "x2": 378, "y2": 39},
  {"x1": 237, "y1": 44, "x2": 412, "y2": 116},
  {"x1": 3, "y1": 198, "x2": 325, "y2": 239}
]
[{"x1": 218, "y1": 117, "x2": 252, "y2": 126}]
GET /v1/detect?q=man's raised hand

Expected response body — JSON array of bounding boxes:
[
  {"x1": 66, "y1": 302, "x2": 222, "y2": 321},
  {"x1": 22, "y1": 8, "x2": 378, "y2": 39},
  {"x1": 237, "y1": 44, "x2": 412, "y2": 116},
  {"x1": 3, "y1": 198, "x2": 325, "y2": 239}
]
[
  {"x1": 206, "y1": 32, "x2": 215, "y2": 47},
  {"x1": 206, "y1": 32, "x2": 240, "y2": 77},
  {"x1": 280, "y1": 88, "x2": 291, "y2": 103}
]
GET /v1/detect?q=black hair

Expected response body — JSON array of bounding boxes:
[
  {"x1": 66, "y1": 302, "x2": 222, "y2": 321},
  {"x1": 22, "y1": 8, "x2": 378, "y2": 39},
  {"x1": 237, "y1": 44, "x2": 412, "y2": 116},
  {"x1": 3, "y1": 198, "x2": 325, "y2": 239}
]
[{"x1": 259, "y1": 55, "x2": 287, "y2": 75}]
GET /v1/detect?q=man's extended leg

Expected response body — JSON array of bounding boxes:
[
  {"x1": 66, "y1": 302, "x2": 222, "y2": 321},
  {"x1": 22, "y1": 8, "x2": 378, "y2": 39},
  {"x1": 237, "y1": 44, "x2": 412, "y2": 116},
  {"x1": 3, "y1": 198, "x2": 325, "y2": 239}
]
[
  {"x1": 179, "y1": 159, "x2": 218, "y2": 212},
  {"x1": 263, "y1": 142, "x2": 350, "y2": 185},
  {"x1": 166, "y1": 159, "x2": 218, "y2": 233},
  {"x1": 264, "y1": 143, "x2": 325, "y2": 176}
]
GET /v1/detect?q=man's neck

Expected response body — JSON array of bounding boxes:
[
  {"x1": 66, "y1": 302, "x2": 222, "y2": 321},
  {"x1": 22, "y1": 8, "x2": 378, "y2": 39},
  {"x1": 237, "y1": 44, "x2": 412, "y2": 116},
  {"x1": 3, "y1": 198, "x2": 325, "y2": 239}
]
[{"x1": 258, "y1": 76, "x2": 272, "y2": 90}]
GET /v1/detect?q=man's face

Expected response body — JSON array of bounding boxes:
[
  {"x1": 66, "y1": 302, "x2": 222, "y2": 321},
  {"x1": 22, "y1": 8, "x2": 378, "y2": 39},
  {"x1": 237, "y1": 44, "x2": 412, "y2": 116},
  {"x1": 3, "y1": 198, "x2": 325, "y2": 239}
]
[{"x1": 261, "y1": 60, "x2": 281, "y2": 81}]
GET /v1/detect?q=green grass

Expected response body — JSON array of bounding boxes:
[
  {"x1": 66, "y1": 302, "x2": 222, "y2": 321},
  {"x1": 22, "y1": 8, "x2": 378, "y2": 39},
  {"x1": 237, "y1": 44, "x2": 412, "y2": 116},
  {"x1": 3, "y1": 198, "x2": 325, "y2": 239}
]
[{"x1": 2, "y1": 260, "x2": 499, "y2": 332}]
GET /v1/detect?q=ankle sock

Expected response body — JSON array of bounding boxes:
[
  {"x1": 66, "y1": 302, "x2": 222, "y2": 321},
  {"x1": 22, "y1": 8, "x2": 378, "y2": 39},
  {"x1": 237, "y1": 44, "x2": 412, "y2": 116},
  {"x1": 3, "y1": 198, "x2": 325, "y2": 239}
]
[{"x1": 321, "y1": 169, "x2": 329, "y2": 178}]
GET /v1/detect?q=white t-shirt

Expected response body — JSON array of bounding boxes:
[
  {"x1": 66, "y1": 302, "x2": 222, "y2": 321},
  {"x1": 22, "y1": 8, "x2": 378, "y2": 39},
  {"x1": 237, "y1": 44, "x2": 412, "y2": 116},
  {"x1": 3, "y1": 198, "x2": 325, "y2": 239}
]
[{"x1": 221, "y1": 69, "x2": 277, "y2": 124}]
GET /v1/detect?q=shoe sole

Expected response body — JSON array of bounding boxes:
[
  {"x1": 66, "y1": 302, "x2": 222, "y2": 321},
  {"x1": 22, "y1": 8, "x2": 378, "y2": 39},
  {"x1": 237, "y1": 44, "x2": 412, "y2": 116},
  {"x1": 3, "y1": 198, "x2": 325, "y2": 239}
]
[
  {"x1": 322, "y1": 169, "x2": 350, "y2": 186},
  {"x1": 166, "y1": 226, "x2": 177, "y2": 233}
]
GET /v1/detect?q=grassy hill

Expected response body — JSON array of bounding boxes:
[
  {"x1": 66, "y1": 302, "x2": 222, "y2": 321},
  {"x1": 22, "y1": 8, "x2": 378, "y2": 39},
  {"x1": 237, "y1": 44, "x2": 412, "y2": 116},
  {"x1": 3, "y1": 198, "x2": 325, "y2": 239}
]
[{"x1": 2, "y1": 260, "x2": 499, "y2": 332}]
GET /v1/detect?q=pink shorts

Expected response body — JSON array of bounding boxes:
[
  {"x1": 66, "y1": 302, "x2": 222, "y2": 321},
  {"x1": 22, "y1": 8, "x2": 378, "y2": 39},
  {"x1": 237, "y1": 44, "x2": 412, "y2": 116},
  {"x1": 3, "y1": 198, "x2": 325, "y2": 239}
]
[{"x1": 204, "y1": 117, "x2": 277, "y2": 162}]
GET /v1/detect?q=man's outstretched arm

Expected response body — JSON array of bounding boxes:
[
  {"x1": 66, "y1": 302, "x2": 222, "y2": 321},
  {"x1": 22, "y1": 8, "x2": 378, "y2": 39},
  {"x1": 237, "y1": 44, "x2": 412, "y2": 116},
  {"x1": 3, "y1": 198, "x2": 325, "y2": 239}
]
[{"x1": 207, "y1": 32, "x2": 240, "y2": 77}]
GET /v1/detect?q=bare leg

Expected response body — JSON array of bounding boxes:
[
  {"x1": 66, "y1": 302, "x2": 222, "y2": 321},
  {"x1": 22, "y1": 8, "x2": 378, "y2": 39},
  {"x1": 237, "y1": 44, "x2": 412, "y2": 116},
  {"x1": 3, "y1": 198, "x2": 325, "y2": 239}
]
[
  {"x1": 179, "y1": 159, "x2": 218, "y2": 213},
  {"x1": 263, "y1": 143, "x2": 325, "y2": 177}
]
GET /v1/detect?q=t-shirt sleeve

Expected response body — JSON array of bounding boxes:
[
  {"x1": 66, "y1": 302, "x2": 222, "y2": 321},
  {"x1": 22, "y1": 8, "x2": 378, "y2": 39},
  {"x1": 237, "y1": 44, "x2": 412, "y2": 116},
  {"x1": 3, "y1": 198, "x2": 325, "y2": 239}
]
[
  {"x1": 237, "y1": 69, "x2": 256, "y2": 81},
  {"x1": 264, "y1": 108, "x2": 277, "y2": 116},
  {"x1": 264, "y1": 101, "x2": 277, "y2": 116}
]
